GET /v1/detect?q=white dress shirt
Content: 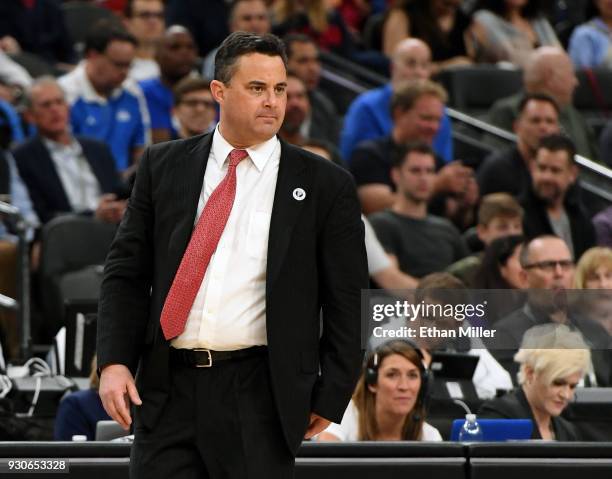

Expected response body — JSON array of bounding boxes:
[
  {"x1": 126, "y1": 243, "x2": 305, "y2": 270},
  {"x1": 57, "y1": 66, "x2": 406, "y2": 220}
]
[
  {"x1": 171, "y1": 126, "x2": 280, "y2": 350},
  {"x1": 44, "y1": 137, "x2": 101, "y2": 213}
]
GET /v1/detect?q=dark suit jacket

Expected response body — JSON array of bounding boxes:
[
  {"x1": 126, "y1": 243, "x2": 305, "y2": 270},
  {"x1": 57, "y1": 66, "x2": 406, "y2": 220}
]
[
  {"x1": 97, "y1": 132, "x2": 368, "y2": 454},
  {"x1": 13, "y1": 135, "x2": 123, "y2": 224},
  {"x1": 520, "y1": 184, "x2": 596, "y2": 260},
  {"x1": 479, "y1": 387, "x2": 579, "y2": 441}
]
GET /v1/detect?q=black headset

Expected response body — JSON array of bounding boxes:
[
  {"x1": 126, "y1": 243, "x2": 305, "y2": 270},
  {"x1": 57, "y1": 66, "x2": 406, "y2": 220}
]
[{"x1": 364, "y1": 338, "x2": 432, "y2": 409}]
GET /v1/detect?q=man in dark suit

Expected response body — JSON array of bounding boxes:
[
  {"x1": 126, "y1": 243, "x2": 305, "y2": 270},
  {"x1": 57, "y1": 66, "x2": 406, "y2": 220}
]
[
  {"x1": 97, "y1": 32, "x2": 368, "y2": 478},
  {"x1": 13, "y1": 77, "x2": 126, "y2": 225}
]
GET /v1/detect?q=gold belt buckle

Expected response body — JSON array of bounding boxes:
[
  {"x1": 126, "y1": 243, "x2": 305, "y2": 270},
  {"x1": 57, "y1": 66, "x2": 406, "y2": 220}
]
[{"x1": 194, "y1": 348, "x2": 212, "y2": 367}]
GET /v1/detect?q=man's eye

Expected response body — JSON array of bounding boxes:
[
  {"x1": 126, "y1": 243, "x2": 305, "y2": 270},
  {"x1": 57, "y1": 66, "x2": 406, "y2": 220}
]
[
  {"x1": 275, "y1": 86, "x2": 286, "y2": 94},
  {"x1": 251, "y1": 86, "x2": 263, "y2": 93}
]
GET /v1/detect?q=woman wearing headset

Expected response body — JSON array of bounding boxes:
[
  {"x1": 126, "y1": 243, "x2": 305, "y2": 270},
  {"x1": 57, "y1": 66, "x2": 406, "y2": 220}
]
[{"x1": 318, "y1": 339, "x2": 442, "y2": 441}]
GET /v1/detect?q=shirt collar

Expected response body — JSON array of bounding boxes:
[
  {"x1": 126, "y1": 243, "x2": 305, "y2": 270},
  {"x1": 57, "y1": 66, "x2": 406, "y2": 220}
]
[
  {"x1": 42, "y1": 136, "x2": 81, "y2": 155},
  {"x1": 211, "y1": 124, "x2": 279, "y2": 172}
]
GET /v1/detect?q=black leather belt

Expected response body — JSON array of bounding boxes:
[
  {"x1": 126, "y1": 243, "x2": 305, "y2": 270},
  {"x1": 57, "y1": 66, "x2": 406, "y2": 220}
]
[{"x1": 169, "y1": 346, "x2": 267, "y2": 368}]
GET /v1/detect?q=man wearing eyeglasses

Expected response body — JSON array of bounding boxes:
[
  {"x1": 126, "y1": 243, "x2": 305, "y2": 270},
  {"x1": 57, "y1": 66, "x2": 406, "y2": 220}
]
[
  {"x1": 59, "y1": 21, "x2": 151, "y2": 177},
  {"x1": 521, "y1": 133, "x2": 596, "y2": 259},
  {"x1": 172, "y1": 77, "x2": 217, "y2": 139},
  {"x1": 124, "y1": 0, "x2": 166, "y2": 81},
  {"x1": 490, "y1": 235, "x2": 612, "y2": 386}
]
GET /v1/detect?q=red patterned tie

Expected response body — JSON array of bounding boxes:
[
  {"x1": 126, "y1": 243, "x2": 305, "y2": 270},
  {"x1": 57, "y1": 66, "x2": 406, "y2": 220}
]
[{"x1": 160, "y1": 149, "x2": 249, "y2": 340}]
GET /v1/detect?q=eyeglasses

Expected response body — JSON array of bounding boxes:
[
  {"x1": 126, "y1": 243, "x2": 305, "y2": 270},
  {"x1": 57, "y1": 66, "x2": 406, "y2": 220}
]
[
  {"x1": 133, "y1": 11, "x2": 165, "y2": 20},
  {"x1": 523, "y1": 260, "x2": 574, "y2": 272},
  {"x1": 180, "y1": 99, "x2": 216, "y2": 109}
]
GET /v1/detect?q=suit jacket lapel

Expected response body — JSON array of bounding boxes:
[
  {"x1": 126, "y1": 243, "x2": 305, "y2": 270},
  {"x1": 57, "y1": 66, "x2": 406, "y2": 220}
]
[
  {"x1": 166, "y1": 133, "x2": 213, "y2": 274},
  {"x1": 266, "y1": 140, "x2": 309, "y2": 289},
  {"x1": 33, "y1": 136, "x2": 70, "y2": 211}
]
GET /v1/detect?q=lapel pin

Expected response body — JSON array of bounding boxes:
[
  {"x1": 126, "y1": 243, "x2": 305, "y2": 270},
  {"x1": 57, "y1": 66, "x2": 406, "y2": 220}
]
[{"x1": 292, "y1": 188, "x2": 306, "y2": 201}]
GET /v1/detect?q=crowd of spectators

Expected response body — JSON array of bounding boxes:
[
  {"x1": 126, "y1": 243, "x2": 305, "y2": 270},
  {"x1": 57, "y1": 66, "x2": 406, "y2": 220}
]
[{"x1": 1, "y1": 0, "x2": 612, "y2": 444}]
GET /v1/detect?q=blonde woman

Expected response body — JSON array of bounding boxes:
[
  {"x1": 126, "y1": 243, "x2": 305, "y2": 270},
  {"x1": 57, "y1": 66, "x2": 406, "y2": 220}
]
[
  {"x1": 479, "y1": 324, "x2": 591, "y2": 440},
  {"x1": 574, "y1": 246, "x2": 612, "y2": 290},
  {"x1": 318, "y1": 339, "x2": 442, "y2": 441}
]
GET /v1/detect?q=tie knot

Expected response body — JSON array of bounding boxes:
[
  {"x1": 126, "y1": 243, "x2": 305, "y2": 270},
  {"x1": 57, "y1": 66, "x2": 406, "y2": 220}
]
[{"x1": 228, "y1": 149, "x2": 248, "y2": 167}]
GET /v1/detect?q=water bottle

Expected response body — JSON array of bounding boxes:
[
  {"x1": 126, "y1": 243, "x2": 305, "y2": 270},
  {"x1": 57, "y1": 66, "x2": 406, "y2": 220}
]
[{"x1": 458, "y1": 414, "x2": 483, "y2": 442}]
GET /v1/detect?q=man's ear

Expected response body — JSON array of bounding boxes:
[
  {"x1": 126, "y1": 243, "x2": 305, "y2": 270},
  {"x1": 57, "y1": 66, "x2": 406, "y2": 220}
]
[
  {"x1": 569, "y1": 164, "x2": 579, "y2": 183},
  {"x1": 390, "y1": 166, "x2": 400, "y2": 187},
  {"x1": 210, "y1": 80, "x2": 225, "y2": 105}
]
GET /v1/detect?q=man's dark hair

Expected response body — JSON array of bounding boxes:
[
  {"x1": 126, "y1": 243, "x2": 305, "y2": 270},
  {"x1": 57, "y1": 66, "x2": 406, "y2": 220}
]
[
  {"x1": 283, "y1": 33, "x2": 316, "y2": 58},
  {"x1": 391, "y1": 141, "x2": 435, "y2": 168},
  {"x1": 518, "y1": 92, "x2": 560, "y2": 115},
  {"x1": 173, "y1": 76, "x2": 212, "y2": 105},
  {"x1": 84, "y1": 19, "x2": 138, "y2": 54},
  {"x1": 537, "y1": 133, "x2": 577, "y2": 165},
  {"x1": 214, "y1": 32, "x2": 287, "y2": 84}
]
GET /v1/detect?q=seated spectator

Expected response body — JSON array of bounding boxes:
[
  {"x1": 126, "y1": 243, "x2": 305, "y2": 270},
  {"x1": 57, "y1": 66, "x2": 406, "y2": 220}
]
[
  {"x1": 350, "y1": 80, "x2": 472, "y2": 215},
  {"x1": 470, "y1": 0, "x2": 560, "y2": 67},
  {"x1": 474, "y1": 234, "x2": 527, "y2": 290},
  {"x1": 382, "y1": 0, "x2": 473, "y2": 72},
  {"x1": 14, "y1": 77, "x2": 127, "y2": 226},
  {"x1": 479, "y1": 324, "x2": 590, "y2": 440},
  {"x1": 448, "y1": 193, "x2": 524, "y2": 286},
  {"x1": 473, "y1": 235, "x2": 527, "y2": 326},
  {"x1": 318, "y1": 339, "x2": 442, "y2": 441},
  {"x1": 279, "y1": 73, "x2": 340, "y2": 157},
  {"x1": 140, "y1": 26, "x2": 198, "y2": 143},
  {"x1": 490, "y1": 235, "x2": 612, "y2": 385},
  {"x1": 59, "y1": 21, "x2": 150, "y2": 174},
  {"x1": 202, "y1": 0, "x2": 271, "y2": 80},
  {"x1": 574, "y1": 246, "x2": 612, "y2": 289},
  {"x1": 478, "y1": 93, "x2": 560, "y2": 197},
  {"x1": 0, "y1": 0, "x2": 75, "y2": 67},
  {"x1": 486, "y1": 47, "x2": 598, "y2": 161},
  {"x1": 369, "y1": 142, "x2": 468, "y2": 278},
  {"x1": 284, "y1": 34, "x2": 340, "y2": 146},
  {"x1": 522, "y1": 134, "x2": 595, "y2": 260},
  {"x1": 124, "y1": 0, "x2": 166, "y2": 81},
  {"x1": 340, "y1": 38, "x2": 453, "y2": 163},
  {"x1": 54, "y1": 356, "x2": 111, "y2": 441},
  {"x1": 172, "y1": 76, "x2": 216, "y2": 140},
  {"x1": 569, "y1": 0, "x2": 612, "y2": 69}
]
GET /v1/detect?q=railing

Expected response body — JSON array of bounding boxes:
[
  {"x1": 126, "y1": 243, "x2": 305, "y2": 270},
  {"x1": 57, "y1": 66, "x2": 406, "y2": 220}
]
[{"x1": 0, "y1": 200, "x2": 31, "y2": 361}]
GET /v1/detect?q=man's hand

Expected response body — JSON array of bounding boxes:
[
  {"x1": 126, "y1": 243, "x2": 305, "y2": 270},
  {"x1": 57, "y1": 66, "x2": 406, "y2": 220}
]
[
  {"x1": 304, "y1": 412, "x2": 331, "y2": 439},
  {"x1": 95, "y1": 194, "x2": 127, "y2": 224},
  {"x1": 99, "y1": 364, "x2": 142, "y2": 430}
]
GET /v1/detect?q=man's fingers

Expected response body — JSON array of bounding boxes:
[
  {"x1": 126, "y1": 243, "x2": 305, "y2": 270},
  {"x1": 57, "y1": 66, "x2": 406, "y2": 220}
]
[
  {"x1": 127, "y1": 382, "x2": 142, "y2": 405},
  {"x1": 114, "y1": 391, "x2": 132, "y2": 429}
]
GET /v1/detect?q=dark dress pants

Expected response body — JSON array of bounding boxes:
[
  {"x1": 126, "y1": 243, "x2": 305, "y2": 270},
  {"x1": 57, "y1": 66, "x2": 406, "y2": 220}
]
[{"x1": 130, "y1": 355, "x2": 295, "y2": 479}]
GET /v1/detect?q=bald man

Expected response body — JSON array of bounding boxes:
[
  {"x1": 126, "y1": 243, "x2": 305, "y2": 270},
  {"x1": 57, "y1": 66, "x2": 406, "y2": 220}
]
[
  {"x1": 340, "y1": 38, "x2": 453, "y2": 163},
  {"x1": 139, "y1": 26, "x2": 198, "y2": 143},
  {"x1": 486, "y1": 46, "x2": 598, "y2": 161}
]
